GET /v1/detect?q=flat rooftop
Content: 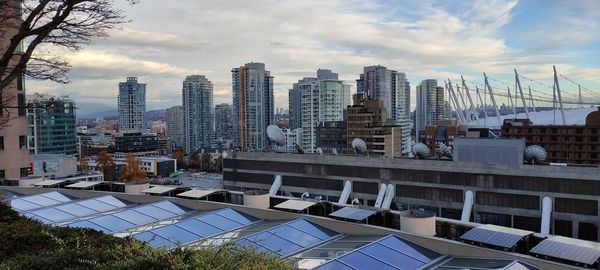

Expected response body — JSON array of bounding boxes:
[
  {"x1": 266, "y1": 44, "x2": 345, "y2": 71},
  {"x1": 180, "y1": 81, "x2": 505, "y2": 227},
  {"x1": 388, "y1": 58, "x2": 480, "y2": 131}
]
[{"x1": 0, "y1": 186, "x2": 585, "y2": 270}]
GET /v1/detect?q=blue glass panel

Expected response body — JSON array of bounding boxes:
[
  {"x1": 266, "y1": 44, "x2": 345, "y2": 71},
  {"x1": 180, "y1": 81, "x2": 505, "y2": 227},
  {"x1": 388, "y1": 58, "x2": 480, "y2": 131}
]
[
  {"x1": 339, "y1": 251, "x2": 397, "y2": 270},
  {"x1": 315, "y1": 260, "x2": 354, "y2": 270},
  {"x1": 22, "y1": 212, "x2": 52, "y2": 224},
  {"x1": 152, "y1": 225, "x2": 200, "y2": 245},
  {"x1": 40, "y1": 192, "x2": 71, "y2": 202},
  {"x1": 151, "y1": 201, "x2": 188, "y2": 215},
  {"x1": 197, "y1": 214, "x2": 241, "y2": 231},
  {"x1": 10, "y1": 199, "x2": 41, "y2": 211},
  {"x1": 30, "y1": 207, "x2": 76, "y2": 223},
  {"x1": 361, "y1": 243, "x2": 424, "y2": 269},
  {"x1": 287, "y1": 219, "x2": 336, "y2": 240},
  {"x1": 76, "y1": 200, "x2": 116, "y2": 212},
  {"x1": 88, "y1": 215, "x2": 135, "y2": 232},
  {"x1": 134, "y1": 232, "x2": 174, "y2": 248},
  {"x1": 114, "y1": 210, "x2": 157, "y2": 225},
  {"x1": 216, "y1": 208, "x2": 256, "y2": 224},
  {"x1": 175, "y1": 219, "x2": 222, "y2": 237},
  {"x1": 247, "y1": 231, "x2": 302, "y2": 256},
  {"x1": 68, "y1": 220, "x2": 110, "y2": 232},
  {"x1": 56, "y1": 203, "x2": 97, "y2": 217},
  {"x1": 379, "y1": 236, "x2": 436, "y2": 262},
  {"x1": 270, "y1": 225, "x2": 320, "y2": 247},
  {"x1": 21, "y1": 196, "x2": 61, "y2": 207},
  {"x1": 237, "y1": 238, "x2": 275, "y2": 255},
  {"x1": 134, "y1": 205, "x2": 178, "y2": 220},
  {"x1": 94, "y1": 196, "x2": 128, "y2": 207}
]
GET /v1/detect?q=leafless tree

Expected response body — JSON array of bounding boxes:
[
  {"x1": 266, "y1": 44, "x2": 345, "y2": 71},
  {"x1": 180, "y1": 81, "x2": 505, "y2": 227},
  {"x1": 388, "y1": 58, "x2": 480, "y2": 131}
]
[{"x1": 0, "y1": 0, "x2": 136, "y2": 128}]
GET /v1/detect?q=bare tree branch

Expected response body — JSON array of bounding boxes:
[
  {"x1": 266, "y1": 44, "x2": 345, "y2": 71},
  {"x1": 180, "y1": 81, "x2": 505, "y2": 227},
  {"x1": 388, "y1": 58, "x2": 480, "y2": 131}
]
[{"x1": 0, "y1": 0, "x2": 136, "y2": 128}]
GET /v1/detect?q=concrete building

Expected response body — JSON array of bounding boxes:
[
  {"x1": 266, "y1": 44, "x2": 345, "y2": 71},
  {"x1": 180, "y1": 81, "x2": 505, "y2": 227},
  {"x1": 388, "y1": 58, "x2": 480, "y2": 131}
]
[
  {"x1": 356, "y1": 65, "x2": 411, "y2": 155},
  {"x1": 346, "y1": 94, "x2": 402, "y2": 157},
  {"x1": 86, "y1": 153, "x2": 176, "y2": 179},
  {"x1": 114, "y1": 133, "x2": 160, "y2": 153},
  {"x1": 415, "y1": 80, "x2": 444, "y2": 138},
  {"x1": 27, "y1": 93, "x2": 77, "y2": 155},
  {"x1": 117, "y1": 77, "x2": 146, "y2": 134},
  {"x1": 0, "y1": 1, "x2": 30, "y2": 179},
  {"x1": 224, "y1": 151, "x2": 600, "y2": 241},
  {"x1": 316, "y1": 121, "x2": 347, "y2": 154},
  {"x1": 214, "y1": 103, "x2": 233, "y2": 141},
  {"x1": 288, "y1": 83, "x2": 302, "y2": 130},
  {"x1": 419, "y1": 119, "x2": 469, "y2": 154},
  {"x1": 231, "y1": 62, "x2": 274, "y2": 151},
  {"x1": 165, "y1": 105, "x2": 183, "y2": 149},
  {"x1": 298, "y1": 69, "x2": 352, "y2": 152},
  {"x1": 182, "y1": 75, "x2": 214, "y2": 154},
  {"x1": 501, "y1": 108, "x2": 600, "y2": 164},
  {"x1": 30, "y1": 154, "x2": 76, "y2": 179}
]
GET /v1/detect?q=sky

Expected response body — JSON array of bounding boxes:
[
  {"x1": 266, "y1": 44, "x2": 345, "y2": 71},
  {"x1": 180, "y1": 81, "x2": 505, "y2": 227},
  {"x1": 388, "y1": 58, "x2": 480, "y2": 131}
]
[{"x1": 27, "y1": 0, "x2": 600, "y2": 112}]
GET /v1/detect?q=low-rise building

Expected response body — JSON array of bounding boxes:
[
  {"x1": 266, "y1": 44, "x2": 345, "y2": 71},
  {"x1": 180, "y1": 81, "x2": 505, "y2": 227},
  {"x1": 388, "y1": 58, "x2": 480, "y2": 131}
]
[{"x1": 316, "y1": 121, "x2": 346, "y2": 154}]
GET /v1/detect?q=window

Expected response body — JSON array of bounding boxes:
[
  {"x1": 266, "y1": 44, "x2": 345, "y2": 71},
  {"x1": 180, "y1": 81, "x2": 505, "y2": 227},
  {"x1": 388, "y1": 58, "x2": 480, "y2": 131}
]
[
  {"x1": 0, "y1": 170, "x2": 5, "y2": 179},
  {"x1": 19, "y1": 135, "x2": 27, "y2": 149},
  {"x1": 17, "y1": 93, "x2": 26, "y2": 116},
  {"x1": 20, "y1": 167, "x2": 29, "y2": 177},
  {"x1": 0, "y1": 136, "x2": 3, "y2": 150}
]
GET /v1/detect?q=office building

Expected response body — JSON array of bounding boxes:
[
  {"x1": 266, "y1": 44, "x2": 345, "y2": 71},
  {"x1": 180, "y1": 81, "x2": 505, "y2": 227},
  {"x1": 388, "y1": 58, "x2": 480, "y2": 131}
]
[
  {"x1": 288, "y1": 83, "x2": 303, "y2": 130},
  {"x1": 298, "y1": 69, "x2": 352, "y2": 152},
  {"x1": 165, "y1": 105, "x2": 183, "y2": 149},
  {"x1": 0, "y1": 2, "x2": 30, "y2": 179},
  {"x1": 117, "y1": 77, "x2": 146, "y2": 134},
  {"x1": 316, "y1": 121, "x2": 347, "y2": 154},
  {"x1": 214, "y1": 103, "x2": 233, "y2": 141},
  {"x1": 415, "y1": 80, "x2": 444, "y2": 138},
  {"x1": 27, "y1": 93, "x2": 77, "y2": 155},
  {"x1": 182, "y1": 75, "x2": 214, "y2": 154},
  {"x1": 501, "y1": 108, "x2": 600, "y2": 164},
  {"x1": 346, "y1": 94, "x2": 402, "y2": 157},
  {"x1": 356, "y1": 65, "x2": 411, "y2": 155},
  {"x1": 231, "y1": 62, "x2": 274, "y2": 151}
]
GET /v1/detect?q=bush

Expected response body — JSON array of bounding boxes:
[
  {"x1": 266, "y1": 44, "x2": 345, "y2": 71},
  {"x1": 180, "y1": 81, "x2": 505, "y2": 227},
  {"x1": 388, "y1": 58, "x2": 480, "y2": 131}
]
[{"x1": 0, "y1": 202, "x2": 294, "y2": 270}]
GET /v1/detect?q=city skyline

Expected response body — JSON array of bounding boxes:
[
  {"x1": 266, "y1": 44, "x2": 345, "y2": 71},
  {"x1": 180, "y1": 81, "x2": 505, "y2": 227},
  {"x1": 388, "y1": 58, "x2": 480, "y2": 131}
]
[{"x1": 24, "y1": 0, "x2": 600, "y2": 111}]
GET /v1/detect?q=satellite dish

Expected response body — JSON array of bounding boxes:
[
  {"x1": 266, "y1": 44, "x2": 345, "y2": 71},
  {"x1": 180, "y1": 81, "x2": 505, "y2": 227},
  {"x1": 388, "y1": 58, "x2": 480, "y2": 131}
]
[
  {"x1": 294, "y1": 143, "x2": 305, "y2": 154},
  {"x1": 301, "y1": 192, "x2": 310, "y2": 200},
  {"x1": 222, "y1": 151, "x2": 228, "y2": 159},
  {"x1": 412, "y1": 143, "x2": 430, "y2": 159},
  {"x1": 439, "y1": 143, "x2": 453, "y2": 159},
  {"x1": 351, "y1": 198, "x2": 360, "y2": 205},
  {"x1": 351, "y1": 138, "x2": 367, "y2": 154},
  {"x1": 524, "y1": 145, "x2": 547, "y2": 164},
  {"x1": 316, "y1": 148, "x2": 323, "y2": 155},
  {"x1": 332, "y1": 148, "x2": 338, "y2": 155},
  {"x1": 266, "y1": 125, "x2": 286, "y2": 146}
]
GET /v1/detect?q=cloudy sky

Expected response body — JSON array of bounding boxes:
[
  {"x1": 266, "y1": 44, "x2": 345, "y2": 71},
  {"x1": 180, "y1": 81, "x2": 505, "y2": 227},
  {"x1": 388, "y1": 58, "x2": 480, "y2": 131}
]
[{"x1": 28, "y1": 0, "x2": 600, "y2": 112}]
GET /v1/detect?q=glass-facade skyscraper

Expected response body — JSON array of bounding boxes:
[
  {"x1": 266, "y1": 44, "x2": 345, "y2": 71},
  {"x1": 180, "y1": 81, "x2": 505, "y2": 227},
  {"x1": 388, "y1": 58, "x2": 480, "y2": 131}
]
[{"x1": 27, "y1": 94, "x2": 77, "y2": 155}]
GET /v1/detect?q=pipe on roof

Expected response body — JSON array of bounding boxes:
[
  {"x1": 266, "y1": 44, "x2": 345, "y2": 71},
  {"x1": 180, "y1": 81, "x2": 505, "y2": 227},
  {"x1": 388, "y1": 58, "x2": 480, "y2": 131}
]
[
  {"x1": 338, "y1": 180, "x2": 352, "y2": 205},
  {"x1": 269, "y1": 175, "x2": 282, "y2": 196},
  {"x1": 374, "y1": 183, "x2": 387, "y2": 208},
  {"x1": 541, "y1": 196, "x2": 552, "y2": 235},
  {"x1": 461, "y1": 190, "x2": 474, "y2": 222}
]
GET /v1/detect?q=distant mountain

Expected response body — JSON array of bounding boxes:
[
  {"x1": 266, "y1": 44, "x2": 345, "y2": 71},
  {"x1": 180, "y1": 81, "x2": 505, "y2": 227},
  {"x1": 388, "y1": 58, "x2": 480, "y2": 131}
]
[
  {"x1": 77, "y1": 106, "x2": 166, "y2": 122},
  {"x1": 146, "y1": 109, "x2": 166, "y2": 121}
]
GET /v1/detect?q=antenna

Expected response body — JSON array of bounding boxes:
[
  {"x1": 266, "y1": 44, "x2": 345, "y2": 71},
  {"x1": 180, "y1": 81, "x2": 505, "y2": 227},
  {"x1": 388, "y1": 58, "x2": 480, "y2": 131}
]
[
  {"x1": 351, "y1": 138, "x2": 367, "y2": 154},
  {"x1": 266, "y1": 125, "x2": 286, "y2": 147}
]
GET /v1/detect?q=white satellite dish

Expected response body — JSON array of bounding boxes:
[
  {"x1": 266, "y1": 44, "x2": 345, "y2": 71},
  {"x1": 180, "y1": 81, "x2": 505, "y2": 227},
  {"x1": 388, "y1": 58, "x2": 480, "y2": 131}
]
[
  {"x1": 351, "y1": 138, "x2": 367, "y2": 154},
  {"x1": 524, "y1": 145, "x2": 547, "y2": 164},
  {"x1": 266, "y1": 125, "x2": 286, "y2": 146},
  {"x1": 412, "y1": 143, "x2": 430, "y2": 159},
  {"x1": 222, "y1": 151, "x2": 228, "y2": 159},
  {"x1": 439, "y1": 143, "x2": 453, "y2": 159},
  {"x1": 316, "y1": 147, "x2": 323, "y2": 155},
  {"x1": 332, "y1": 148, "x2": 338, "y2": 155}
]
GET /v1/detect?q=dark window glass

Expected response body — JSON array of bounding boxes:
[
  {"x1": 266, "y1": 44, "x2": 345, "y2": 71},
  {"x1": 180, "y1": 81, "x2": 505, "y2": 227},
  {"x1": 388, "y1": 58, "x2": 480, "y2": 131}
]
[
  {"x1": 579, "y1": 222, "x2": 598, "y2": 241},
  {"x1": 0, "y1": 136, "x2": 4, "y2": 150},
  {"x1": 0, "y1": 169, "x2": 5, "y2": 179},
  {"x1": 555, "y1": 198, "x2": 598, "y2": 215},
  {"x1": 554, "y1": 219, "x2": 572, "y2": 237},
  {"x1": 19, "y1": 135, "x2": 27, "y2": 149},
  {"x1": 17, "y1": 93, "x2": 25, "y2": 116}
]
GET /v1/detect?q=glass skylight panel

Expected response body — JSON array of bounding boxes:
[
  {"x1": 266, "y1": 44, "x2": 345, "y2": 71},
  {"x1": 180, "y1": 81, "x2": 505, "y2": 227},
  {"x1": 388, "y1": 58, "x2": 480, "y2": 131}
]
[
  {"x1": 10, "y1": 192, "x2": 73, "y2": 212},
  {"x1": 39, "y1": 192, "x2": 72, "y2": 203},
  {"x1": 135, "y1": 232, "x2": 174, "y2": 248},
  {"x1": 55, "y1": 203, "x2": 97, "y2": 217},
  {"x1": 87, "y1": 215, "x2": 136, "y2": 232},
  {"x1": 21, "y1": 195, "x2": 63, "y2": 207},
  {"x1": 29, "y1": 207, "x2": 76, "y2": 223},
  {"x1": 314, "y1": 260, "x2": 354, "y2": 270},
  {"x1": 235, "y1": 219, "x2": 339, "y2": 258},
  {"x1": 134, "y1": 205, "x2": 179, "y2": 220},
  {"x1": 315, "y1": 235, "x2": 442, "y2": 270},
  {"x1": 76, "y1": 199, "x2": 118, "y2": 212},
  {"x1": 94, "y1": 196, "x2": 128, "y2": 207},
  {"x1": 175, "y1": 219, "x2": 222, "y2": 237},
  {"x1": 152, "y1": 225, "x2": 199, "y2": 245},
  {"x1": 10, "y1": 199, "x2": 42, "y2": 212},
  {"x1": 22, "y1": 212, "x2": 52, "y2": 224},
  {"x1": 114, "y1": 210, "x2": 157, "y2": 225},
  {"x1": 151, "y1": 201, "x2": 189, "y2": 215},
  {"x1": 132, "y1": 208, "x2": 259, "y2": 248},
  {"x1": 68, "y1": 220, "x2": 110, "y2": 232}
]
